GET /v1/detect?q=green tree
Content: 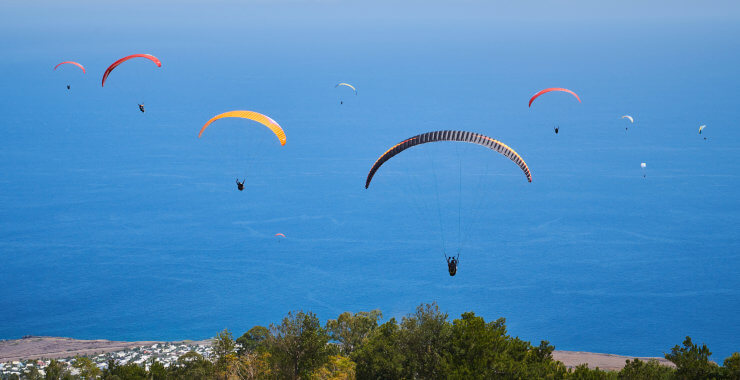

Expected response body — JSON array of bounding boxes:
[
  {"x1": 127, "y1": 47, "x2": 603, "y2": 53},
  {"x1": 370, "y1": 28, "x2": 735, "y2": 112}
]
[
  {"x1": 618, "y1": 358, "x2": 673, "y2": 380},
  {"x1": 240, "y1": 351, "x2": 272, "y2": 380},
  {"x1": 325, "y1": 310, "x2": 382, "y2": 356},
  {"x1": 723, "y1": 352, "x2": 740, "y2": 380},
  {"x1": 309, "y1": 355, "x2": 356, "y2": 380},
  {"x1": 72, "y1": 356, "x2": 101, "y2": 379},
  {"x1": 444, "y1": 312, "x2": 505, "y2": 379},
  {"x1": 148, "y1": 359, "x2": 168, "y2": 380},
  {"x1": 269, "y1": 310, "x2": 331, "y2": 379},
  {"x1": 443, "y1": 312, "x2": 566, "y2": 379},
  {"x1": 22, "y1": 364, "x2": 43, "y2": 380},
  {"x1": 213, "y1": 328, "x2": 241, "y2": 378},
  {"x1": 213, "y1": 329, "x2": 237, "y2": 360},
  {"x1": 352, "y1": 318, "x2": 404, "y2": 380},
  {"x1": 398, "y1": 302, "x2": 451, "y2": 379},
  {"x1": 237, "y1": 326, "x2": 272, "y2": 355},
  {"x1": 44, "y1": 359, "x2": 70, "y2": 380},
  {"x1": 106, "y1": 362, "x2": 147, "y2": 379},
  {"x1": 569, "y1": 363, "x2": 615, "y2": 379},
  {"x1": 665, "y1": 336, "x2": 720, "y2": 379},
  {"x1": 169, "y1": 351, "x2": 215, "y2": 379}
]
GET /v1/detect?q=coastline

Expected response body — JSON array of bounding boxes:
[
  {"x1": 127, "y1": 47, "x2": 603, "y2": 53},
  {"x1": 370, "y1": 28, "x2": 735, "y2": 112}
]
[
  {"x1": 0, "y1": 337, "x2": 211, "y2": 363},
  {"x1": 0, "y1": 336, "x2": 674, "y2": 371}
]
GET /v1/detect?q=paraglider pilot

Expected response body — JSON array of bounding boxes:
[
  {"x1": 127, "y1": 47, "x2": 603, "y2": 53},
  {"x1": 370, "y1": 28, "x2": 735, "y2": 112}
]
[
  {"x1": 236, "y1": 178, "x2": 245, "y2": 191},
  {"x1": 138, "y1": 103, "x2": 145, "y2": 113},
  {"x1": 445, "y1": 253, "x2": 459, "y2": 276},
  {"x1": 554, "y1": 126, "x2": 559, "y2": 134},
  {"x1": 67, "y1": 85, "x2": 71, "y2": 90}
]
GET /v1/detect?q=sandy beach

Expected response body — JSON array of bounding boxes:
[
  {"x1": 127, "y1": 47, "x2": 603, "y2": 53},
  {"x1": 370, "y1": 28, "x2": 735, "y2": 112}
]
[{"x1": 0, "y1": 336, "x2": 673, "y2": 371}]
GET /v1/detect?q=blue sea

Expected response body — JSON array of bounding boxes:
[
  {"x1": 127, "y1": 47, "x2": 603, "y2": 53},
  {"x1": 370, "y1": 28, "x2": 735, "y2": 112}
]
[{"x1": 1, "y1": 1, "x2": 739, "y2": 360}]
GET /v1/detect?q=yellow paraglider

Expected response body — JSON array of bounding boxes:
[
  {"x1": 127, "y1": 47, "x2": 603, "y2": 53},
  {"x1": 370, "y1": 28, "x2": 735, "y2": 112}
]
[{"x1": 198, "y1": 111, "x2": 286, "y2": 146}]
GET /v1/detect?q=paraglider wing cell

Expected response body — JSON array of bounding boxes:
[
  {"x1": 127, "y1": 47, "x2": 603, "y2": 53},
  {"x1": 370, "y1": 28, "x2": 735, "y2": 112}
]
[{"x1": 365, "y1": 130, "x2": 532, "y2": 188}]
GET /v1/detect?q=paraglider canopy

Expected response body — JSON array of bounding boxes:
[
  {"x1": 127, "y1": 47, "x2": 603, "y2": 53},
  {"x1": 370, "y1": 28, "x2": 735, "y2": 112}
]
[
  {"x1": 641, "y1": 163, "x2": 647, "y2": 169},
  {"x1": 365, "y1": 130, "x2": 532, "y2": 188},
  {"x1": 335, "y1": 83, "x2": 357, "y2": 94},
  {"x1": 528, "y1": 88, "x2": 581, "y2": 107},
  {"x1": 699, "y1": 125, "x2": 706, "y2": 134},
  {"x1": 54, "y1": 61, "x2": 85, "y2": 73},
  {"x1": 275, "y1": 233, "x2": 286, "y2": 238},
  {"x1": 621, "y1": 115, "x2": 634, "y2": 123},
  {"x1": 198, "y1": 110, "x2": 286, "y2": 146},
  {"x1": 102, "y1": 54, "x2": 161, "y2": 87}
]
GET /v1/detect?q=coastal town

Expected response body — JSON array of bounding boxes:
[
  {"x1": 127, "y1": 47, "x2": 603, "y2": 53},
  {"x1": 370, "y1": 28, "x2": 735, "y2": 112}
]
[{"x1": 0, "y1": 340, "x2": 212, "y2": 379}]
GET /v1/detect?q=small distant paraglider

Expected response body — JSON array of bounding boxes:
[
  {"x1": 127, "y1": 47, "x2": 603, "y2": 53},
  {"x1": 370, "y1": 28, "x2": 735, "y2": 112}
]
[
  {"x1": 138, "y1": 103, "x2": 145, "y2": 113},
  {"x1": 641, "y1": 162, "x2": 647, "y2": 178},
  {"x1": 54, "y1": 61, "x2": 85, "y2": 91},
  {"x1": 621, "y1": 115, "x2": 634, "y2": 130},
  {"x1": 699, "y1": 125, "x2": 707, "y2": 140},
  {"x1": 335, "y1": 82, "x2": 357, "y2": 105},
  {"x1": 275, "y1": 233, "x2": 286, "y2": 238}
]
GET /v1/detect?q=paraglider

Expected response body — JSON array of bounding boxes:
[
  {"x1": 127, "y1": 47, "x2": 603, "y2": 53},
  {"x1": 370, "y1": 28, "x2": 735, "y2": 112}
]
[
  {"x1": 365, "y1": 130, "x2": 531, "y2": 277},
  {"x1": 365, "y1": 130, "x2": 532, "y2": 188},
  {"x1": 335, "y1": 83, "x2": 356, "y2": 104},
  {"x1": 54, "y1": 61, "x2": 85, "y2": 90},
  {"x1": 138, "y1": 103, "x2": 145, "y2": 113},
  {"x1": 641, "y1": 162, "x2": 647, "y2": 178},
  {"x1": 101, "y1": 54, "x2": 161, "y2": 87},
  {"x1": 446, "y1": 254, "x2": 459, "y2": 276},
  {"x1": 528, "y1": 88, "x2": 581, "y2": 107},
  {"x1": 199, "y1": 111, "x2": 286, "y2": 188},
  {"x1": 621, "y1": 115, "x2": 634, "y2": 130}
]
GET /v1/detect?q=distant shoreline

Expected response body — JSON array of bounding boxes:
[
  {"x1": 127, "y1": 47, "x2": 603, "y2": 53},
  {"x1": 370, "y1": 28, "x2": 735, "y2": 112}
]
[
  {"x1": 0, "y1": 336, "x2": 674, "y2": 371},
  {"x1": 0, "y1": 336, "x2": 211, "y2": 363}
]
